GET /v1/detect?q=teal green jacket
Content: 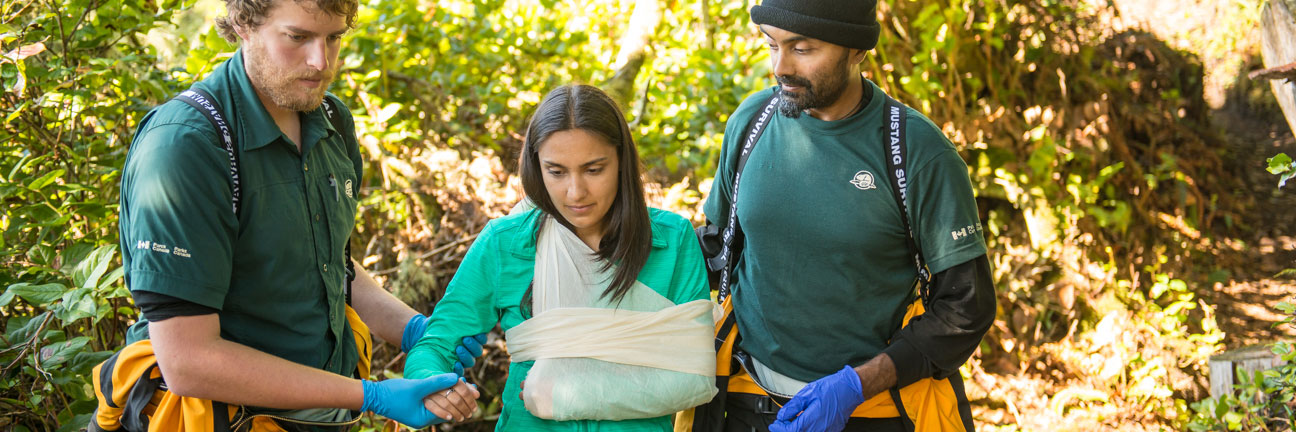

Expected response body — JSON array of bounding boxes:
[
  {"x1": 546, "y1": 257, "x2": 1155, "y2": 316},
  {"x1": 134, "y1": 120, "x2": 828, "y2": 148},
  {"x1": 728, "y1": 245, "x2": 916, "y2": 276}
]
[{"x1": 406, "y1": 206, "x2": 709, "y2": 431}]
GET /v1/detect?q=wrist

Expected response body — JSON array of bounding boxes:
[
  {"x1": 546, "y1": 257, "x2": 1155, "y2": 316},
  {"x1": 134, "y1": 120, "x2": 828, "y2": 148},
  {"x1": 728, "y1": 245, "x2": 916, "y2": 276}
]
[
  {"x1": 359, "y1": 379, "x2": 377, "y2": 413},
  {"x1": 854, "y1": 354, "x2": 897, "y2": 401},
  {"x1": 401, "y1": 314, "x2": 429, "y2": 353}
]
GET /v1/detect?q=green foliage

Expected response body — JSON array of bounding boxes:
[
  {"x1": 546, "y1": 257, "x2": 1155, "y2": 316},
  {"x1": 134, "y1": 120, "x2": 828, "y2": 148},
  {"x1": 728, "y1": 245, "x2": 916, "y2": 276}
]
[
  {"x1": 334, "y1": 0, "x2": 765, "y2": 238},
  {"x1": 1267, "y1": 153, "x2": 1294, "y2": 189},
  {"x1": 1186, "y1": 302, "x2": 1296, "y2": 431},
  {"x1": 1129, "y1": 274, "x2": 1224, "y2": 421},
  {"x1": 1, "y1": 0, "x2": 191, "y2": 428}
]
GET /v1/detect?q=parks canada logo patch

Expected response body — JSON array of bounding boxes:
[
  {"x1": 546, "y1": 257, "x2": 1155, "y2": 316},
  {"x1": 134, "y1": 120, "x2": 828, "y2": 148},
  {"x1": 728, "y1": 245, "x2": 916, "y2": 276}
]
[{"x1": 850, "y1": 170, "x2": 877, "y2": 190}]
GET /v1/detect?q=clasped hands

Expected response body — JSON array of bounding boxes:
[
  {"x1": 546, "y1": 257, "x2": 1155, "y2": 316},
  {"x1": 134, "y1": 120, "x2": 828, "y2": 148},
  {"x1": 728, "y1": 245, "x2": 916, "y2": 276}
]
[{"x1": 362, "y1": 332, "x2": 488, "y2": 429}]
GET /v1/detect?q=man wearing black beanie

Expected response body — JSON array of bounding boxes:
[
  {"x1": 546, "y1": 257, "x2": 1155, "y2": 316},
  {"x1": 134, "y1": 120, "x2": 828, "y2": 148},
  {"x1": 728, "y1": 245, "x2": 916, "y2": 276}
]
[{"x1": 698, "y1": 1, "x2": 997, "y2": 431}]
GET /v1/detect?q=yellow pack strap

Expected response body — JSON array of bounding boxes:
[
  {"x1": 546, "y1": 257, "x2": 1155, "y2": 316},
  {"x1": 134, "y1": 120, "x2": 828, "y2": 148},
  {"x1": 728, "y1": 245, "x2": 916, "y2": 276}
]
[
  {"x1": 345, "y1": 304, "x2": 372, "y2": 379},
  {"x1": 92, "y1": 339, "x2": 163, "y2": 431}
]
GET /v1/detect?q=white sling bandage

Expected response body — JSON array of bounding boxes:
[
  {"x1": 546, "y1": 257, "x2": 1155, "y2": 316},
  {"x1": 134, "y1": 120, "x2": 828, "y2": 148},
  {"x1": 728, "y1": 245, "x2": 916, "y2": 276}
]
[{"x1": 505, "y1": 217, "x2": 718, "y2": 420}]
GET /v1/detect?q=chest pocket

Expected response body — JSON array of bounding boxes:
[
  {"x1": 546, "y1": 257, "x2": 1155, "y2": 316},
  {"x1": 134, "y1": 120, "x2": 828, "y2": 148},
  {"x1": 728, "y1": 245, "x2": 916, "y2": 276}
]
[{"x1": 316, "y1": 165, "x2": 357, "y2": 264}]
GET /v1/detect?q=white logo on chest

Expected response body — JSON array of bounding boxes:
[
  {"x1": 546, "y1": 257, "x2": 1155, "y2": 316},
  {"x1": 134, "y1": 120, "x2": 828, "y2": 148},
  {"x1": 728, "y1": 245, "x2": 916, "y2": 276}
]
[
  {"x1": 849, "y1": 170, "x2": 877, "y2": 190},
  {"x1": 344, "y1": 179, "x2": 353, "y2": 198}
]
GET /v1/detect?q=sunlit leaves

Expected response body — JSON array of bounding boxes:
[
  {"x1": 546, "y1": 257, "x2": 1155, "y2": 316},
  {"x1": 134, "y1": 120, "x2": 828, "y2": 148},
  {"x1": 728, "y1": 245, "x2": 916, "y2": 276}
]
[{"x1": 1266, "y1": 152, "x2": 1294, "y2": 188}]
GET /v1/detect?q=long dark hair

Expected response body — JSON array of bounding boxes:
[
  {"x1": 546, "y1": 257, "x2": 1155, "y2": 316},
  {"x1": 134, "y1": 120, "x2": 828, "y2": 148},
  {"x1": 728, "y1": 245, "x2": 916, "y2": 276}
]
[{"x1": 519, "y1": 84, "x2": 652, "y2": 305}]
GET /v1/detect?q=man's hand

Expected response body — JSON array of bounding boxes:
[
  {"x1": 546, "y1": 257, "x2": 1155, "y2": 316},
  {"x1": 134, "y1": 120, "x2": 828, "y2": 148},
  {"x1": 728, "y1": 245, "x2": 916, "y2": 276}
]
[
  {"x1": 423, "y1": 378, "x2": 481, "y2": 422},
  {"x1": 400, "y1": 314, "x2": 430, "y2": 353},
  {"x1": 400, "y1": 315, "x2": 486, "y2": 376},
  {"x1": 769, "y1": 365, "x2": 866, "y2": 432},
  {"x1": 454, "y1": 333, "x2": 487, "y2": 376},
  {"x1": 360, "y1": 374, "x2": 459, "y2": 428}
]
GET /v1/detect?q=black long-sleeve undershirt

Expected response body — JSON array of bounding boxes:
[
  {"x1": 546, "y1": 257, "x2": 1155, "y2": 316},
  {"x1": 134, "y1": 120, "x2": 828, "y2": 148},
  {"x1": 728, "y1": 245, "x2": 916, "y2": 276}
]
[
  {"x1": 882, "y1": 254, "x2": 996, "y2": 387},
  {"x1": 132, "y1": 289, "x2": 219, "y2": 322}
]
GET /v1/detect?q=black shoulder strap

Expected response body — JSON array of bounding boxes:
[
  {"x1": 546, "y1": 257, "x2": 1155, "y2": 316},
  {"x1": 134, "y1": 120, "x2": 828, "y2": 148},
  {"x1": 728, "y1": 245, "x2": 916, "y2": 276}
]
[
  {"x1": 882, "y1": 95, "x2": 933, "y2": 305},
  {"x1": 174, "y1": 88, "x2": 242, "y2": 218},
  {"x1": 713, "y1": 92, "x2": 780, "y2": 303},
  {"x1": 320, "y1": 95, "x2": 344, "y2": 130}
]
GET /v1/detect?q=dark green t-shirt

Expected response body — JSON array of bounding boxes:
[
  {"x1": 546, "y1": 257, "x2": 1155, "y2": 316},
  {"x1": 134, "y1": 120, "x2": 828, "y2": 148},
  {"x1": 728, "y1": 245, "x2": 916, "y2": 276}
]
[
  {"x1": 119, "y1": 50, "x2": 363, "y2": 377},
  {"x1": 703, "y1": 81, "x2": 987, "y2": 382}
]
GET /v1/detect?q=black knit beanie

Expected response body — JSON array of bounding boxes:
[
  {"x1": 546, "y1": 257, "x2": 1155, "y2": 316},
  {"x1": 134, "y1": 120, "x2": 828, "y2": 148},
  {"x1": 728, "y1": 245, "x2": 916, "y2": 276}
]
[{"x1": 750, "y1": 0, "x2": 880, "y2": 51}]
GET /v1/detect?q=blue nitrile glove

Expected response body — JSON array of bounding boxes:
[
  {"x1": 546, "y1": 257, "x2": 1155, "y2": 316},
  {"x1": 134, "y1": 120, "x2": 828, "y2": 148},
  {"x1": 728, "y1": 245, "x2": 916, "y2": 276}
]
[
  {"x1": 401, "y1": 316, "x2": 486, "y2": 373},
  {"x1": 360, "y1": 373, "x2": 458, "y2": 428},
  {"x1": 453, "y1": 333, "x2": 487, "y2": 376},
  {"x1": 400, "y1": 314, "x2": 430, "y2": 353},
  {"x1": 769, "y1": 365, "x2": 867, "y2": 432}
]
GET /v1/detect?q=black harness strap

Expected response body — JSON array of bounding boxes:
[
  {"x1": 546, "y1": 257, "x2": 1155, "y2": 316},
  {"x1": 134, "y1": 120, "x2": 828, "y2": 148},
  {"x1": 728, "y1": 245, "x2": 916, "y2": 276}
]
[
  {"x1": 881, "y1": 96, "x2": 933, "y2": 305},
  {"x1": 713, "y1": 93, "x2": 780, "y2": 304},
  {"x1": 175, "y1": 89, "x2": 241, "y2": 218},
  {"x1": 121, "y1": 364, "x2": 162, "y2": 431}
]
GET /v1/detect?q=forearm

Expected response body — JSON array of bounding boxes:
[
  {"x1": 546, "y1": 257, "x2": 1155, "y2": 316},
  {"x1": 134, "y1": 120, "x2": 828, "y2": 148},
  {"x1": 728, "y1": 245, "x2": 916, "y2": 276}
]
[
  {"x1": 150, "y1": 316, "x2": 363, "y2": 410},
  {"x1": 884, "y1": 255, "x2": 997, "y2": 386},
  {"x1": 853, "y1": 353, "x2": 897, "y2": 401},
  {"x1": 350, "y1": 262, "x2": 419, "y2": 345}
]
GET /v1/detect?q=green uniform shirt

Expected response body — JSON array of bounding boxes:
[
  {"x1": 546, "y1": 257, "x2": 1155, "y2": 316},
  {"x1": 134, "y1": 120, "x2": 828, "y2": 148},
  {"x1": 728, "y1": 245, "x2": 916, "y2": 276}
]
[
  {"x1": 405, "y1": 207, "x2": 708, "y2": 431},
  {"x1": 703, "y1": 81, "x2": 987, "y2": 382},
  {"x1": 119, "y1": 50, "x2": 363, "y2": 377}
]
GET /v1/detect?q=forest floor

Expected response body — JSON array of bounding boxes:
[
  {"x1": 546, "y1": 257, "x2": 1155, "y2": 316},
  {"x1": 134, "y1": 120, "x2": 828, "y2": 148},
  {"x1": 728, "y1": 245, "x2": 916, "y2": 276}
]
[
  {"x1": 966, "y1": 1, "x2": 1296, "y2": 430},
  {"x1": 1108, "y1": 0, "x2": 1296, "y2": 349}
]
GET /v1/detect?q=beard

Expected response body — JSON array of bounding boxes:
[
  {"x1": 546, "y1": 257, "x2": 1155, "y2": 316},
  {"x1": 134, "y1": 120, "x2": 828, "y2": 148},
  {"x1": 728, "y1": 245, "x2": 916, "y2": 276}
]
[
  {"x1": 775, "y1": 52, "x2": 853, "y2": 119},
  {"x1": 242, "y1": 38, "x2": 337, "y2": 112}
]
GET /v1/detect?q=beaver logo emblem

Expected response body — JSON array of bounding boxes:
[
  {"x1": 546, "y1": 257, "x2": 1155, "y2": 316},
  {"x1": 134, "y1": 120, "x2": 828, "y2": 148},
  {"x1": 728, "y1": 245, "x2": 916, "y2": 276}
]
[{"x1": 850, "y1": 170, "x2": 877, "y2": 190}]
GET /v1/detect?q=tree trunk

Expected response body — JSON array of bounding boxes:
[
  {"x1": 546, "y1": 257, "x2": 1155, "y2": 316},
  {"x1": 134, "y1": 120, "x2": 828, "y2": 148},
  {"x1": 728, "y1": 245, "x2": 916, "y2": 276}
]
[{"x1": 602, "y1": 0, "x2": 660, "y2": 110}]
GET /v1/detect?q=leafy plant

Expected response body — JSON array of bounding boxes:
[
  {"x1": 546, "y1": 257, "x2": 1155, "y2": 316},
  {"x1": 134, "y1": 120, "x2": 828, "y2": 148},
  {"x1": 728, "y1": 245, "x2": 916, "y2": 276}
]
[
  {"x1": 1, "y1": 0, "x2": 192, "y2": 428},
  {"x1": 1267, "y1": 153, "x2": 1294, "y2": 189},
  {"x1": 1186, "y1": 301, "x2": 1296, "y2": 432}
]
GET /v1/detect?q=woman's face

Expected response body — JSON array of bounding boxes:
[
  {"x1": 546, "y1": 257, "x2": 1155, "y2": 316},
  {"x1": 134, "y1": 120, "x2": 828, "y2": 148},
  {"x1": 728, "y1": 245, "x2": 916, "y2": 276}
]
[{"x1": 537, "y1": 129, "x2": 620, "y2": 246}]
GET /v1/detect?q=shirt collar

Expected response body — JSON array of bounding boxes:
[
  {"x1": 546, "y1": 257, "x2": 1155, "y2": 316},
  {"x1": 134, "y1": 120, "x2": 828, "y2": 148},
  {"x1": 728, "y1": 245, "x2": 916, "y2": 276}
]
[{"x1": 510, "y1": 208, "x2": 668, "y2": 260}]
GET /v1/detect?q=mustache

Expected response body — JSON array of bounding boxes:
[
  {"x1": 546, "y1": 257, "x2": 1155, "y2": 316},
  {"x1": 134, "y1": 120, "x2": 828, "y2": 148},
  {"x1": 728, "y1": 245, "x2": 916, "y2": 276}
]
[
  {"x1": 293, "y1": 68, "x2": 336, "y2": 82},
  {"x1": 777, "y1": 75, "x2": 812, "y2": 89}
]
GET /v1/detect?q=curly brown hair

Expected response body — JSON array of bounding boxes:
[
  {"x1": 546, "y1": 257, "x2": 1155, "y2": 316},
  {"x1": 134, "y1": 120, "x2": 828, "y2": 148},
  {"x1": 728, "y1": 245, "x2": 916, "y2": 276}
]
[{"x1": 214, "y1": 0, "x2": 358, "y2": 43}]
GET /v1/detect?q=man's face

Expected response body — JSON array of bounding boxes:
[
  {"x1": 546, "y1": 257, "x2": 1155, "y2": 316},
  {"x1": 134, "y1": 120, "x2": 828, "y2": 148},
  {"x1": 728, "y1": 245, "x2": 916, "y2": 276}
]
[
  {"x1": 760, "y1": 25, "x2": 855, "y2": 119},
  {"x1": 238, "y1": 0, "x2": 348, "y2": 112}
]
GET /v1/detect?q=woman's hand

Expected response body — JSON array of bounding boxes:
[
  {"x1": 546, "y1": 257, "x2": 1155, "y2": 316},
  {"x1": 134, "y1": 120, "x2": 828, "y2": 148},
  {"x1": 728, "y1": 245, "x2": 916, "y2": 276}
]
[{"x1": 422, "y1": 379, "x2": 480, "y2": 422}]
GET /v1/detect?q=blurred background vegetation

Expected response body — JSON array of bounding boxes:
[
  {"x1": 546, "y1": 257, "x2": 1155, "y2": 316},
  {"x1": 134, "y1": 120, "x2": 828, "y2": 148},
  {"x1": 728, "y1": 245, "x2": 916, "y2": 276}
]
[{"x1": 2, "y1": 0, "x2": 1294, "y2": 430}]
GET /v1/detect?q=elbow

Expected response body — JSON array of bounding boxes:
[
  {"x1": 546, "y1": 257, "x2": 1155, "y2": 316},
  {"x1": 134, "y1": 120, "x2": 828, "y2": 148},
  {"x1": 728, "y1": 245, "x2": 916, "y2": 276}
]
[
  {"x1": 154, "y1": 355, "x2": 203, "y2": 397},
  {"x1": 970, "y1": 257, "x2": 998, "y2": 336}
]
